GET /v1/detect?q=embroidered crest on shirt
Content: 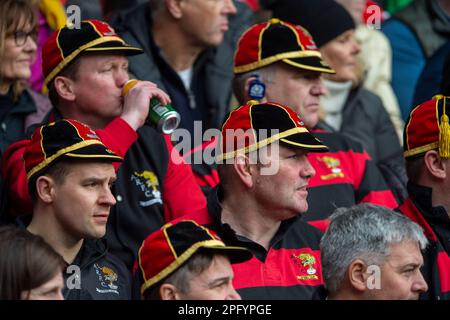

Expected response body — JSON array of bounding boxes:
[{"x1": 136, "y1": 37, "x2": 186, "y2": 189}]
[
  {"x1": 94, "y1": 264, "x2": 119, "y2": 295},
  {"x1": 131, "y1": 170, "x2": 163, "y2": 207},
  {"x1": 292, "y1": 253, "x2": 319, "y2": 280},
  {"x1": 317, "y1": 156, "x2": 344, "y2": 180}
]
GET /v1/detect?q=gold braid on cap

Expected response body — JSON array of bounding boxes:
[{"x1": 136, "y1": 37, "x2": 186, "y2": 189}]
[{"x1": 438, "y1": 95, "x2": 450, "y2": 158}]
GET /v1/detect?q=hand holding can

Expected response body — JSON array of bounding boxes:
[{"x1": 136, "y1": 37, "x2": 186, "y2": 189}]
[{"x1": 122, "y1": 80, "x2": 180, "y2": 134}]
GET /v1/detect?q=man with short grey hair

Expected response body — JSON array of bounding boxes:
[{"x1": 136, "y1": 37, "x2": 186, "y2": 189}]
[{"x1": 321, "y1": 203, "x2": 428, "y2": 300}]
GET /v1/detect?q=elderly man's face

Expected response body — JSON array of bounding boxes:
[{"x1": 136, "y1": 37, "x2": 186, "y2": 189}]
[
  {"x1": 265, "y1": 64, "x2": 326, "y2": 129},
  {"x1": 366, "y1": 240, "x2": 428, "y2": 300},
  {"x1": 178, "y1": 0, "x2": 237, "y2": 49}
]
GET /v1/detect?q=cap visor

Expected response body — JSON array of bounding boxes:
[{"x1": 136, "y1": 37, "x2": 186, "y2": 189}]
[
  {"x1": 202, "y1": 246, "x2": 253, "y2": 264},
  {"x1": 283, "y1": 56, "x2": 335, "y2": 74},
  {"x1": 85, "y1": 41, "x2": 143, "y2": 56},
  {"x1": 63, "y1": 143, "x2": 123, "y2": 162},
  {"x1": 280, "y1": 132, "x2": 328, "y2": 152}
]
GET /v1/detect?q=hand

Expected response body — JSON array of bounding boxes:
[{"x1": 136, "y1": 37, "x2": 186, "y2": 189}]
[{"x1": 120, "y1": 80, "x2": 171, "y2": 131}]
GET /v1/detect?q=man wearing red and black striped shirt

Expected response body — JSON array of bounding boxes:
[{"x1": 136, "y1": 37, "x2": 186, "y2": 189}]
[
  {"x1": 399, "y1": 95, "x2": 450, "y2": 300},
  {"x1": 230, "y1": 19, "x2": 398, "y2": 232},
  {"x1": 207, "y1": 100, "x2": 329, "y2": 299}
]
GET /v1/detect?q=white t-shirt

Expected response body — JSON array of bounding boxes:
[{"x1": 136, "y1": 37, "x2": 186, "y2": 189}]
[
  {"x1": 177, "y1": 67, "x2": 193, "y2": 90},
  {"x1": 321, "y1": 80, "x2": 353, "y2": 131}
]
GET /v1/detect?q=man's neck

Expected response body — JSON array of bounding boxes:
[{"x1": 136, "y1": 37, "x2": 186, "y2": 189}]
[
  {"x1": 220, "y1": 196, "x2": 281, "y2": 250},
  {"x1": 152, "y1": 18, "x2": 204, "y2": 72},
  {"x1": 60, "y1": 106, "x2": 110, "y2": 130},
  {"x1": 28, "y1": 209, "x2": 83, "y2": 264},
  {"x1": 432, "y1": 186, "x2": 450, "y2": 219}
]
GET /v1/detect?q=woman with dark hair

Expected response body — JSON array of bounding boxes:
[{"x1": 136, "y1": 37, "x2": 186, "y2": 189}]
[
  {"x1": 0, "y1": 0, "x2": 52, "y2": 157},
  {"x1": 0, "y1": 225, "x2": 65, "y2": 300}
]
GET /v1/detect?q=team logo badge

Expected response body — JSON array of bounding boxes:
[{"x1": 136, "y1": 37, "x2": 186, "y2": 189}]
[
  {"x1": 131, "y1": 170, "x2": 163, "y2": 207},
  {"x1": 94, "y1": 264, "x2": 119, "y2": 295},
  {"x1": 292, "y1": 253, "x2": 319, "y2": 281},
  {"x1": 317, "y1": 156, "x2": 344, "y2": 180}
]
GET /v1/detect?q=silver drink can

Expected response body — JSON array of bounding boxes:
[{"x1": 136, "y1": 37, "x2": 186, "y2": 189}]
[
  {"x1": 149, "y1": 98, "x2": 181, "y2": 134},
  {"x1": 122, "y1": 80, "x2": 181, "y2": 134}
]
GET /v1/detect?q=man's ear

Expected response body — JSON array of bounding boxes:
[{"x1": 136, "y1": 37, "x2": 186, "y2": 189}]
[
  {"x1": 53, "y1": 76, "x2": 76, "y2": 102},
  {"x1": 35, "y1": 176, "x2": 55, "y2": 204},
  {"x1": 233, "y1": 155, "x2": 255, "y2": 188},
  {"x1": 423, "y1": 150, "x2": 446, "y2": 179},
  {"x1": 347, "y1": 259, "x2": 369, "y2": 292},
  {"x1": 165, "y1": 0, "x2": 183, "y2": 19},
  {"x1": 159, "y1": 283, "x2": 180, "y2": 300}
]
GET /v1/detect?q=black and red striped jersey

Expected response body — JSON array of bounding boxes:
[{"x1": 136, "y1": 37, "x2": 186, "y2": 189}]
[
  {"x1": 398, "y1": 183, "x2": 450, "y2": 300},
  {"x1": 302, "y1": 129, "x2": 398, "y2": 231},
  {"x1": 189, "y1": 128, "x2": 398, "y2": 233},
  {"x1": 206, "y1": 187, "x2": 326, "y2": 300}
]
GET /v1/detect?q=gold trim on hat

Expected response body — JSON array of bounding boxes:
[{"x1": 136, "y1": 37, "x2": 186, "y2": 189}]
[
  {"x1": 164, "y1": 223, "x2": 178, "y2": 260},
  {"x1": 280, "y1": 137, "x2": 328, "y2": 148},
  {"x1": 27, "y1": 139, "x2": 114, "y2": 180},
  {"x1": 284, "y1": 21, "x2": 305, "y2": 51},
  {"x1": 64, "y1": 152, "x2": 122, "y2": 160},
  {"x1": 404, "y1": 95, "x2": 450, "y2": 158},
  {"x1": 234, "y1": 50, "x2": 323, "y2": 74},
  {"x1": 217, "y1": 126, "x2": 314, "y2": 162},
  {"x1": 139, "y1": 239, "x2": 227, "y2": 295},
  {"x1": 403, "y1": 141, "x2": 439, "y2": 158},
  {"x1": 257, "y1": 21, "x2": 273, "y2": 62},
  {"x1": 282, "y1": 58, "x2": 336, "y2": 74},
  {"x1": 43, "y1": 36, "x2": 136, "y2": 87}
]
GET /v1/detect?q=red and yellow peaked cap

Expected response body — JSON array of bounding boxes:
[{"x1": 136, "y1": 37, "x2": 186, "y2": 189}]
[{"x1": 234, "y1": 18, "x2": 335, "y2": 74}]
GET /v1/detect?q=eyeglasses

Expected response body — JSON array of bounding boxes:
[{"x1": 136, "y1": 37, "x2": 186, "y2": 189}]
[{"x1": 9, "y1": 29, "x2": 38, "y2": 46}]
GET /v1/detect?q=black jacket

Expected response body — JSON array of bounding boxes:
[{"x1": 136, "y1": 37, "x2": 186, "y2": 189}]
[
  {"x1": 337, "y1": 85, "x2": 407, "y2": 203},
  {"x1": 63, "y1": 238, "x2": 132, "y2": 300},
  {"x1": 398, "y1": 183, "x2": 450, "y2": 300},
  {"x1": 303, "y1": 127, "x2": 398, "y2": 225},
  {"x1": 205, "y1": 186, "x2": 325, "y2": 300},
  {"x1": 16, "y1": 216, "x2": 132, "y2": 300},
  {"x1": 106, "y1": 124, "x2": 168, "y2": 270},
  {"x1": 110, "y1": 2, "x2": 254, "y2": 132}
]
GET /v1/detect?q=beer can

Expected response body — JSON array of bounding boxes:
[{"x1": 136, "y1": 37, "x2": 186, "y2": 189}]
[
  {"x1": 149, "y1": 99, "x2": 181, "y2": 134},
  {"x1": 121, "y1": 80, "x2": 181, "y2": 134}
]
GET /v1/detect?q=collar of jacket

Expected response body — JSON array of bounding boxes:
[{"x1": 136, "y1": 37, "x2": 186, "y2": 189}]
[
  {"x1": 406, "y1": 182, "x2": 450, "y2": 248},
  {"x1": 4, "y1": 89, "x2": 37, "y2": 116},
  {"x1": 407, "y1": 181, "x2": 449, "y2": 224},
  {"x1": 15, "y1": 213, "x2": 108, "y2": 269},
  {"x1": 206, "y1": 184, "x2": 299, "y2": 252},
  {"x1": 73, "y1": 238, "x2": 108, "y2": 270}
]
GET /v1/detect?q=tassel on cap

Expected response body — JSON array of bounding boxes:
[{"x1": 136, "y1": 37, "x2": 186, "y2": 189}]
[{"x1": 437, "y1": 95, "x2": 450, "y2": 158}]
